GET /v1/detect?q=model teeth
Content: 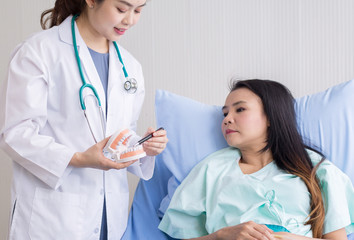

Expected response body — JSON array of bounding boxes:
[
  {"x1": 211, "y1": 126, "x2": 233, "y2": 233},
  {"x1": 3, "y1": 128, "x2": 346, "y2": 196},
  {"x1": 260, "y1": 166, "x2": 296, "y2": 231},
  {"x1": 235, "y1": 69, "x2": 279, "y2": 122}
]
[
  {"x1": 103, "y1": 129, "x2": 146, "y2": 162},
  {"x1": 122, "y1": 146, "x2": 139, "y2": 154},
  {"x1": 119, "y1": 134, "x2": 132, "y2": 145}
]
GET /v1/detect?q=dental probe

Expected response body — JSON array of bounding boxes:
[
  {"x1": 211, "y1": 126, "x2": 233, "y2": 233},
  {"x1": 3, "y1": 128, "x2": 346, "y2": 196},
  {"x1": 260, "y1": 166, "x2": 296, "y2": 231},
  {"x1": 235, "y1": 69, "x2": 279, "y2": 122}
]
[{"x1": 134, "y1": 127, "x2": 164, "y2": 146}]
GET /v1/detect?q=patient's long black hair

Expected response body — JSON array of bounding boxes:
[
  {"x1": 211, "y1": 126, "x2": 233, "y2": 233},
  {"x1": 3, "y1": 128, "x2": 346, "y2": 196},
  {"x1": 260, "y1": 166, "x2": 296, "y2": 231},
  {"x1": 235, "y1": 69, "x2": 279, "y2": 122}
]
[{"x1": 231, "y1": 79, "x2": 324, "y2": 238}]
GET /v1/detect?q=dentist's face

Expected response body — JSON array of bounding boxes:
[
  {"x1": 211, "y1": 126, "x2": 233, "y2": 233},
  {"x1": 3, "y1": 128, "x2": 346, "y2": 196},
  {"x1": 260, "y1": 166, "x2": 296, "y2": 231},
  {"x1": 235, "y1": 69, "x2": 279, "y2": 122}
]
[
  {"x1": 221, "y1": 88, "x2": 269, "y2": 151},
  {"x1": 87, "y1": 0, "x2": 146, "y2": 41}
]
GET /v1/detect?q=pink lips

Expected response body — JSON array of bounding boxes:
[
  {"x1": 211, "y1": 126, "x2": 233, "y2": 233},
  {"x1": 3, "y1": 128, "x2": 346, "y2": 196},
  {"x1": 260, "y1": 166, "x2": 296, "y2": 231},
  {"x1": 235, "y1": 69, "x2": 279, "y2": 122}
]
[
  {"x1": 114, "y1": 27, "x2": 126, "y2": 35},
  {"x1": 225, "y1": 129, "x2": 237, "y2": 134}
]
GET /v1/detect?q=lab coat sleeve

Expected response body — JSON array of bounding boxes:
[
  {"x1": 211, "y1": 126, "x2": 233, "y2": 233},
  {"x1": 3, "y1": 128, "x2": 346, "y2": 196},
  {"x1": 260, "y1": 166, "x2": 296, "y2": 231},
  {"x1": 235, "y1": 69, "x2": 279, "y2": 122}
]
[
  {"x1": 127, "y1": 61, "x2": 155, "y2": 180},
  {"x1": 0, "y1": 43, "x2": 75, "y2": 190},
  {"x1": 128, "y1": 155, "x2": 155, "y2": 180}
]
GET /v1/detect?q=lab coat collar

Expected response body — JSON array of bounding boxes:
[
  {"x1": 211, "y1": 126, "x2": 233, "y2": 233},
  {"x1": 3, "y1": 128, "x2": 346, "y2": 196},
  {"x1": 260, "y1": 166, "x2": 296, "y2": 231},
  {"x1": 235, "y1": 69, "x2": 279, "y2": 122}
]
[
  {"x1": 58, "y1": 16, "x2": 76, "y2": 46},
  {"x1": 107, "y1": 41, "x2": 125, "y2": 98}
]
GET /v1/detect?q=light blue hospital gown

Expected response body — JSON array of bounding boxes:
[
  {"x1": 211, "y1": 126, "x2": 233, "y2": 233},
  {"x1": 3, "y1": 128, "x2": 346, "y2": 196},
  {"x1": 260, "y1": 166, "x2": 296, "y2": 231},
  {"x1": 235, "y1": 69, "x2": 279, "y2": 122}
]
[{"x1": 159, "y1": 147, "x2": 354, "y2": 239}]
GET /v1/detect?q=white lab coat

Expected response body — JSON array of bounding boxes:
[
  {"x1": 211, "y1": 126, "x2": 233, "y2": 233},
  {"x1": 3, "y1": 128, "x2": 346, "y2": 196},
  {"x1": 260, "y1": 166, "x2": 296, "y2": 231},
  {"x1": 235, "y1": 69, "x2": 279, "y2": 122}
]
[{"x1": 0, "y1": 16, "x2": 154, "y2": 240}]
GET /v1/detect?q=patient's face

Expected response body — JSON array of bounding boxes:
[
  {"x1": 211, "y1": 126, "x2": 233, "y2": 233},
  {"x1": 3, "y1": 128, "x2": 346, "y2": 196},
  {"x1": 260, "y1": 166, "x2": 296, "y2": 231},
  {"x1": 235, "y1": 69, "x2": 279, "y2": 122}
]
[{"x1": 221, "y1": 88, "x2": 269, "y2": 151}]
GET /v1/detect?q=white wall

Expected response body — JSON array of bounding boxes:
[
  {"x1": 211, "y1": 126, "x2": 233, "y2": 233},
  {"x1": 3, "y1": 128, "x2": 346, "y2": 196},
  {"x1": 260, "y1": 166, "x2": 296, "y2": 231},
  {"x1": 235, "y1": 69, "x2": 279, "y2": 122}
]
[{"x1": 2, "y1": 0, "x2": 354, "y2": 238}]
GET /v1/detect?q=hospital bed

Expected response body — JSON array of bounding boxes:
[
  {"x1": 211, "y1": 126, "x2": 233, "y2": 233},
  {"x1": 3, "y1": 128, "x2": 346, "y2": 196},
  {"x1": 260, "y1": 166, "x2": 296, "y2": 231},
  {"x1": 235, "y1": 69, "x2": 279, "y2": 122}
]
[{"x1": 122, "y1": 80, "x2": 354, "y2": 240}]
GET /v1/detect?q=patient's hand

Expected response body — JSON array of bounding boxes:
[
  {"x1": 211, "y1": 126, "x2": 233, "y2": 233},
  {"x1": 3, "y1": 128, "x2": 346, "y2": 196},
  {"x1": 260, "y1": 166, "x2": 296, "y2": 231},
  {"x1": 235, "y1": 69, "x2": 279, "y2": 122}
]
[{"x1": 215, "y1": 221, "x2": 275, "y2": 240}]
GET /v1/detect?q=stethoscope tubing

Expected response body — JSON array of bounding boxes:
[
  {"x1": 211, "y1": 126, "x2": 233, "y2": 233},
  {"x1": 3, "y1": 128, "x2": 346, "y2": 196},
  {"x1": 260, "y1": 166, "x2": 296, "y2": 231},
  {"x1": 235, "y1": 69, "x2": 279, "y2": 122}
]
[
  {"x1": 72, "y1": 14, "x2": 107, "y2": 141},
  {"x1": 72, "y1": 14, "x2": 102, "y2": 111},
  {"x1": 113, "y1": 42, "x2": 128, "y2": 78},
  {"x1": 71, "y1": 14, "x2": 138, "y2": 142}
]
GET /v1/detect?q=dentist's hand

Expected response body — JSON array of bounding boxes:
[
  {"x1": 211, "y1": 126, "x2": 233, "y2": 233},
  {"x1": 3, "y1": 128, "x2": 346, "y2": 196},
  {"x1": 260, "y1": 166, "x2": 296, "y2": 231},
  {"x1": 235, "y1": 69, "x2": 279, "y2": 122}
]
[
  {"x1": 69, "y1": 137, "x2": 137, "y2": 170},
  {"x1": 142, "y1": 127, "x2": 168, "y2": 156}
]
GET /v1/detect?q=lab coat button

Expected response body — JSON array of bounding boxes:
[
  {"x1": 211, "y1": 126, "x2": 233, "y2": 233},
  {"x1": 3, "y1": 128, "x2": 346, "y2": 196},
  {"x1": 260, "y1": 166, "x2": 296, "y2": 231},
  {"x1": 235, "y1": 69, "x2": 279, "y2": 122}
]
[{"x1": 94, "y1": 228, "x2": 99, "y2": 234}]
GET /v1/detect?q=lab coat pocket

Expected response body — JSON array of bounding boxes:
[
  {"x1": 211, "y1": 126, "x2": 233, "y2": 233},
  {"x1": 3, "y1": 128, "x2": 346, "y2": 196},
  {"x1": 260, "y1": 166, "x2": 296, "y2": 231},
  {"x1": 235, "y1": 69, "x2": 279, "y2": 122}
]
[
  {"x1": 10, "y1": 199, "x2": 17, "y2": 227},
  {"x1": 8, "y1": 198, "x2": 18, "y2": 239},
  {"x1": 29, "y1": 187, "x2": 86, "y2": 240}
]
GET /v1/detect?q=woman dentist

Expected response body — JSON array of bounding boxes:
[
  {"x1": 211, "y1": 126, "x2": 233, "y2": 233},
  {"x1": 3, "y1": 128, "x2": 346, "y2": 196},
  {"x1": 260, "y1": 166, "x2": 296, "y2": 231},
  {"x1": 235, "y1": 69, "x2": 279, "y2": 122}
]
[{"x1": 0, "y1": 0, "x2": 167, "y2": 239}]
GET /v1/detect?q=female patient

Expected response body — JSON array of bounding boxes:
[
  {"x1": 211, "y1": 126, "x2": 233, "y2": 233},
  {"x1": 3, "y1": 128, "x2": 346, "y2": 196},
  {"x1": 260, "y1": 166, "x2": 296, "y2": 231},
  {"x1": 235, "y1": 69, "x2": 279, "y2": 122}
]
[{"x1": 159, "y1": 79, "x2": 354, "y2": 240}]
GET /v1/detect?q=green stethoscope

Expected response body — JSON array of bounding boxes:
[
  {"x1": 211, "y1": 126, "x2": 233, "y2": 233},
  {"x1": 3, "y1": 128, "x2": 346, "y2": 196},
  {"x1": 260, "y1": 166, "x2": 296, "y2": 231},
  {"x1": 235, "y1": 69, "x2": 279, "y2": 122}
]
[{"x1": 71, "y1": 14, "x2": 137, "y2": 142}]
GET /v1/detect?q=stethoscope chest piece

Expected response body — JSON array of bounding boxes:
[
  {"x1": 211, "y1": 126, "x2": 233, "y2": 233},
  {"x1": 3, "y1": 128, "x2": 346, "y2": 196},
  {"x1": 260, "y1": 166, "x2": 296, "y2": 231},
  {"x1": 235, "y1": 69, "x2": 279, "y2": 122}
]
[{"x1": 124, "y1": 78, "x2": 138, "y2": 94}]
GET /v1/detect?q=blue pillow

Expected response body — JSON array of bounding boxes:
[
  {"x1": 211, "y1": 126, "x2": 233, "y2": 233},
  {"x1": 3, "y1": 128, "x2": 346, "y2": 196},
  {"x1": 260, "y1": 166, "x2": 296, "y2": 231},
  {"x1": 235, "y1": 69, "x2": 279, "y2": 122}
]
[
  {"x1": 156, "y1": 80, "x2": 354, "y2": 216},
  {"x1": 155, "y1": 90, "x2": 228, "y2": 183},
  {"x1": 295, "y1": 79, "x2": 354, "y2": 183}
]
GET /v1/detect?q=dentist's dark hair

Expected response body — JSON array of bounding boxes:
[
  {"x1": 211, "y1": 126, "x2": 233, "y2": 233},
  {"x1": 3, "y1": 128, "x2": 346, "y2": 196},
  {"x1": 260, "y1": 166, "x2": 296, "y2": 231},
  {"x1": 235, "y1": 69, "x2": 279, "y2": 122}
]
[
  {"x1": 40, "y1": 0, "x2": 104, "y2": 29},
  {"x1": 230, "y1": 79, "x2": 325, "y2": 238}
]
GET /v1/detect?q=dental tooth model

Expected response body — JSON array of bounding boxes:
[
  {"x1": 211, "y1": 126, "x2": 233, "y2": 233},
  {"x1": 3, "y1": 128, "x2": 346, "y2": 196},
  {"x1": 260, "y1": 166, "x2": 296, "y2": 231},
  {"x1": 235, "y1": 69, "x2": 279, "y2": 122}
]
[{"x1": 103, "y1": 129, "x2": 146, "y2": 163}]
